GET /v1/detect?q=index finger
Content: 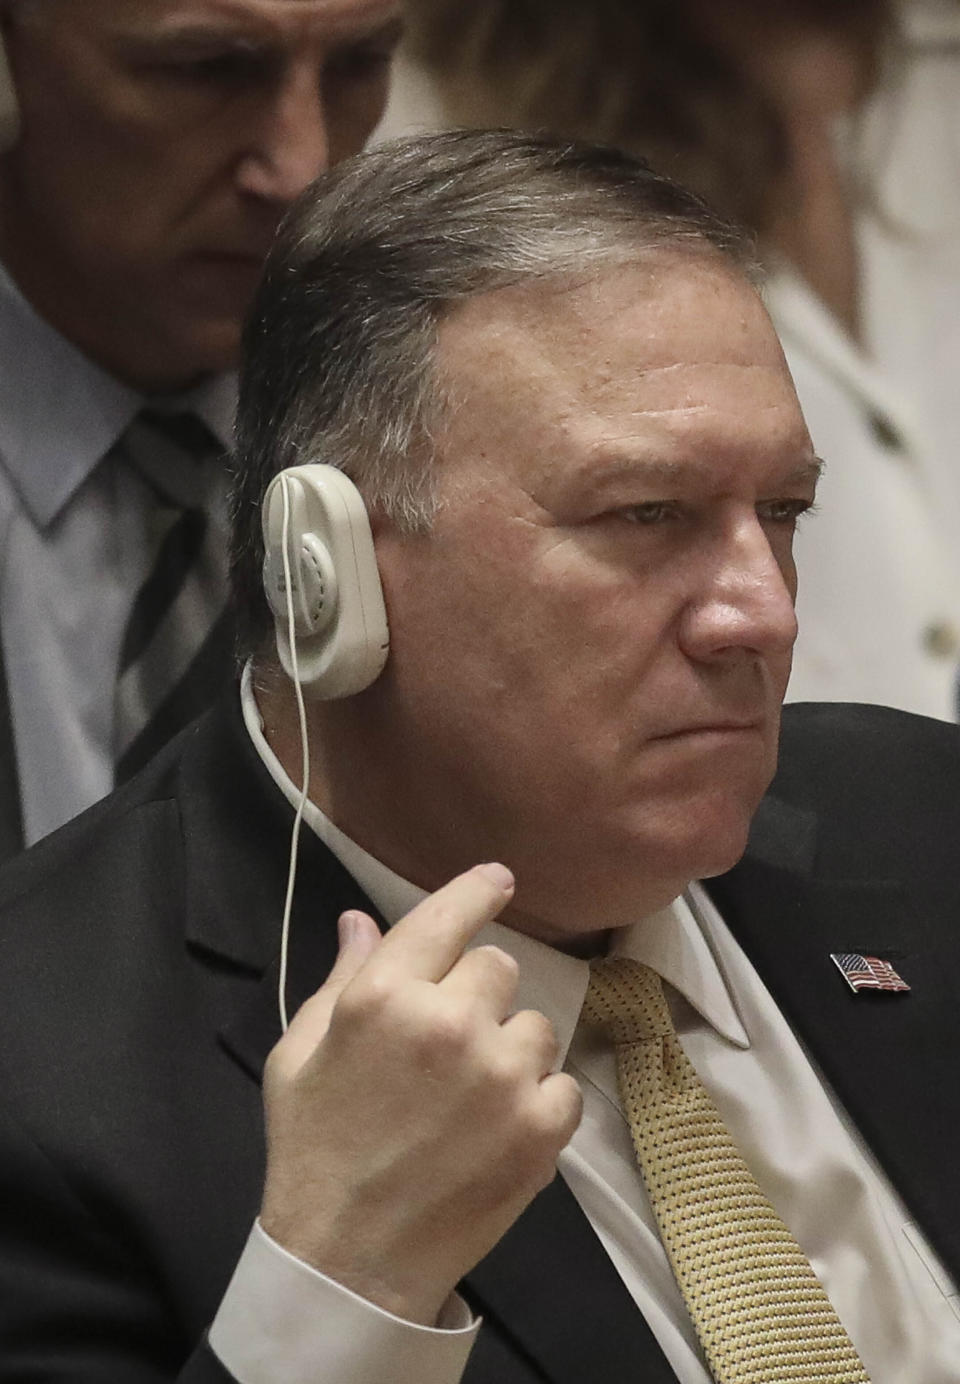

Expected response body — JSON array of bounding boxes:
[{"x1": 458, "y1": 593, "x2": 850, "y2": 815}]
[{"x1": 365, "y1": 863, "x2": 515, "y2": 984}]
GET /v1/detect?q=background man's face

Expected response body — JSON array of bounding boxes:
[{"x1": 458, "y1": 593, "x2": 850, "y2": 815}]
[
  {"x1": 371, "y1": 255, "x2": 818, "y2": 941},
  {"x1": 0, "y1": 0, "x2": 401, "y2": 389}
]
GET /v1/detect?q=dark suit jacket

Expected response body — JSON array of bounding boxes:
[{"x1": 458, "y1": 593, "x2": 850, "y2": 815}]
[{"x1": 0, "y1": 694, "x2": 958, "y2": 1382}]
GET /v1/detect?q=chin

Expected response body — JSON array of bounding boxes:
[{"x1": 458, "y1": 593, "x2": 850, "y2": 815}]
[
  {"x1": 143, "y1": 320, "x2": 243, "y2": 388},
  {"x1": 688, "y1": 826, "x2": 753, "y2": 881},
  {"x1": 616, "y1": 783, "x2": 760, "y2": 887},
  {"x1": 178, "y1": 320, "x2": 244, "y2": 376}
]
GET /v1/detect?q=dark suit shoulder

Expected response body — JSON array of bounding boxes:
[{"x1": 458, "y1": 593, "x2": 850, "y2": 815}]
[
  {"x1": 0, "y1": 720, "x2": 208, "y2": 1137},
  {"x1": 0, "y1": 708, "x2": 266, "y2": 1365},
  {"x1": 775, "y1": 701, "x2": 960, "y2": 812},
  {"x1": 719, "y1": 701, "x2": 960, "y2": 917},
  {"x1": 0, "y1": 718, "x2": 195, "y2": 916}
]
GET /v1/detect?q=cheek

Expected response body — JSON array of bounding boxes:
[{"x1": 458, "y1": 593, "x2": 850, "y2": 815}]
[
  {"x1": 325, "y1": 77, "x2": 393, "y2": 163},
  {"x1": 17, "y1": 118, "x2": 176, "y2": 249},
  {"x1": 378, "y1": 524, "x2": 677, "y2": 772},
  {"x1": 525, "y1": 543, "x2": 673, "y2": 693}
]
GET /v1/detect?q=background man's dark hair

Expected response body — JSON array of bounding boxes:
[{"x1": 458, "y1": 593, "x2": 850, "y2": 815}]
[{"x1": 230, "y1": 127, "x2": 756, "y2": 659}]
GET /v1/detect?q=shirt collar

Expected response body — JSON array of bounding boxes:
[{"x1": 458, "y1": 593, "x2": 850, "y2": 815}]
[
  {"x1": 240, "y1": 663, "x2": 750, "y2": 1064},
  {"x1": 0, "y1": 260, "x2": 236, "y2": 528},
  {"x1": 612, "y1": 890, "x2": 750, "y2": 1048}
]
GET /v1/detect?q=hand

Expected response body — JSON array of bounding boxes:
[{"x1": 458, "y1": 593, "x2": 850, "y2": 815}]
[{"x1": 260, "y1": 863, "x2": 583, "y2": 1326}]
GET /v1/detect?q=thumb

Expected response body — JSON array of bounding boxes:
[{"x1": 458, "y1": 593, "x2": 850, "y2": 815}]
[
  {"x1": 330, "y1": 908, "x2": 383, "y2": 992},
  {"x1": 273, "y1": 910, "x2": 382, "y2": 1073}
]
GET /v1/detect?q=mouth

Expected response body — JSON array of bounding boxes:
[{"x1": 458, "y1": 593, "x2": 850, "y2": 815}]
[
  {"x1": 651, "y1": 720, "x2": 766, "y2": 743},
  {"x1": 182, "y1": 252, "x2": 271, "y2": 301}
]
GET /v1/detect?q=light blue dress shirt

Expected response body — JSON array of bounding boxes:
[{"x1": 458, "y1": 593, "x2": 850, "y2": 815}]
[{"x1": 0, "y1": 261, "x2": 236, "y2": 845}]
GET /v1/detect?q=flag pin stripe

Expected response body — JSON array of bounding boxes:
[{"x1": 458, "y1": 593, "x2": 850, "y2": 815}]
[{"x1": 830, "y1": 953, "x2": 911, "y2": 994}]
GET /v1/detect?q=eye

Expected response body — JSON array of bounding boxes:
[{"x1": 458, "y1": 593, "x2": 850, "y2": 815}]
[
  {"x1": 326, "y1": 19, "x2": 403, "y2": 84},
  {"x1": 326, "y1": 41, "x2": 396, "y2": 82},
  {"x1": 616, "y1": 501, "x2": 683, "y2": 525},
  {"x1": 756, "y1": 498, "x2": 817, "y2": 525},
  {"x1": 140, "y1": 43, "x2": 268, "y2": 87}
]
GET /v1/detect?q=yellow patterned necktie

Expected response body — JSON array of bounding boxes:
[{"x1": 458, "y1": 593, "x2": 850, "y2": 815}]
[{"x1": 583, "y1": 957, "x2": 870, "y2": 1384}]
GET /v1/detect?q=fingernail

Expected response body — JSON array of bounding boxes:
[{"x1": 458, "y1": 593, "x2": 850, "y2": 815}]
[
  {"x1": 338, "y1": 911, "x2": 359, "y2": 947},
  {"x1": 476, "y1": 862, "x2": 515, "y2": 893}
]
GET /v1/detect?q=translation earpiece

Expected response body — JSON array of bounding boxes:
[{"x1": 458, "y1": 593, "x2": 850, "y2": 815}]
[
  {"x1": 0, "y1": 31, "x2": 20, "y2": 154},
  {"x1": 262, "y1": 464, "x2": 389, "y2": 699}
]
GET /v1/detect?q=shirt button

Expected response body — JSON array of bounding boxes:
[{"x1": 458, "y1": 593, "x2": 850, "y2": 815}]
[{"x1": 922, "y1": 621, "x2": 960, "y2": 658}]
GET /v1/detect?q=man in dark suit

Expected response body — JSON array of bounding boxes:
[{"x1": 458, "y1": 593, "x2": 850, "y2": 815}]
[{"x1": 0, "y1": 130, "x2": 958, "y2": 1382}]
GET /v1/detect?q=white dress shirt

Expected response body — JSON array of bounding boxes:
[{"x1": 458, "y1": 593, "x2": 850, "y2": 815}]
[
  {"x1": 210, "y1": 670, "x2": 960, "y2": 1383},
  {"x1": 0, "y1": 260, "x2": 236, "y2": 844}
]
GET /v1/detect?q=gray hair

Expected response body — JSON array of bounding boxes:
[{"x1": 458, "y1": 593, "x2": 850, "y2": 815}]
[{"x1": 230, "y1": 128, "x2": 757, "y2": 656}]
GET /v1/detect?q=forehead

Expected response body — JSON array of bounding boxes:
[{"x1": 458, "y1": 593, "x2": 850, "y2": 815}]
[
  {"x1": 31, "y1": 0, "x2": 400, "y2": 42},
  {"x1": 434, "y1": 254, "x2": 811, "y2": 494}
]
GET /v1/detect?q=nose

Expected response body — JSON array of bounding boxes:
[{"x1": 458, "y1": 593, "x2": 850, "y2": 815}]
[
  {"x1": 679, "y1": 512, "x2": 798, "y2": 664},
  {"x1": 235, "y1": 63, "x2": 330, "y2": 206}
]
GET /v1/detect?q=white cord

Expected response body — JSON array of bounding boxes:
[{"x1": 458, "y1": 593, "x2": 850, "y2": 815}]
[{"x1": 278, "y1": 476, "x2": 312, "y2": 1033}]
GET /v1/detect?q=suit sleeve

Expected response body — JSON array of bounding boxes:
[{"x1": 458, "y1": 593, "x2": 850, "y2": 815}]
[
  {"x1": 0, "y1": 1108, "x2": 477, "y2": 1383},
  {"x1": 0, "y1": 1105, "x2": 231, "y2": 1382}
]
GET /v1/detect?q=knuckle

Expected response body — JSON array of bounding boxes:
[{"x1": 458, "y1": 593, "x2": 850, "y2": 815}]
[
  {"x1": 554, "y1": 1074, "x2": 585, "y2": 1136},
  {"x1": 529, "y1": 1010, "x2": 560, "y2": 1060},
  {"x1": 528, "y1": 1076, "x2": 582, "y2": 1146},
  {"x1": 331, "y1": 972, "x2": 393, "y2": 1029},
  {"x1": 483, "y1": 1046, "x2": 525, "y2": 1093},
  {"x1": 508, "y1": 1009, "x2": 559, "y2": 1071},
  {"x1": 474, "y1": 944, "x2": 519, "y2": 984},
  {"x1": 506, "y1": 1116, "x2": 562, "y2": 1191},
  {"x1": 423, "y1": 1000, "x2": 474, "y2": 1056},
  {"x1": 426, "y1": 899, "x2": 467, "y2": 936}
]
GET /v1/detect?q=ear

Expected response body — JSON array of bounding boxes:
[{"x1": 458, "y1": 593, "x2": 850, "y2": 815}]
[
  {"x1": 0, "y1": 21, "x2": 22, "y2": 155},
  {"x1": 261, "y1": 465, "x2": 390, "y2": 700}
]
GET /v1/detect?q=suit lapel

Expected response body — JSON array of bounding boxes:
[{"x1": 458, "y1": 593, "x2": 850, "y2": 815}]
[
  {"x1": 172, "y1": 695, "x2": 385, "y2": 1080},
  {"x1": 463, "y1": 1174, "x2": 678, "y2": 1384},
  {"x1": 709, "y1": 793, "x2": 960, "y2": 1283},
  {"x1": 216, "y1": 858, "x2": 385, "y2": 1084}
]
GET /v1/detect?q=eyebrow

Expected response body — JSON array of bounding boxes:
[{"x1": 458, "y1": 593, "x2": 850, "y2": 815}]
[
  {"x1": 781, "y1": 458, "x2": 825, "y2": 486},
  {"x1": 120, "y1": 6, "x2": 404, "y2": 49},
  {"x1": 578, "y1": 453, "x2": 825, "y2": 487}
]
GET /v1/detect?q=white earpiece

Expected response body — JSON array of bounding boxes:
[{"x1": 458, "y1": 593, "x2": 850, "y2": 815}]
[
  {"x1": 264, "y1": 464, "x2": 390, "y2": 1031},
  {"x1": 262, "y1": 464, "x2": 389, "y2": 699}
]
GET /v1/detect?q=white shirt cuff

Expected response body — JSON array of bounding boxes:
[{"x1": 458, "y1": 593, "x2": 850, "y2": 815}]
[{"x1": 208, "y1": 1220, "x2": 479, "y2": 1384}]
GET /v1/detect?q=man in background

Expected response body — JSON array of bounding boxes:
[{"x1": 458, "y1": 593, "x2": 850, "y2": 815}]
[{"x1": 0, "y1": 0, "x2": 402, "y2": 860}]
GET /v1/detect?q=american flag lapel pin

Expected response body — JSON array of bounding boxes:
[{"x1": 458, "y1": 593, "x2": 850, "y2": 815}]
[{"x1": 830, "y1": 953, "x2": 911, "y2": 994}]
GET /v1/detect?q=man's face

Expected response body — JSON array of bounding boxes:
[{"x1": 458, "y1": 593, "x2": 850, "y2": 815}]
[
  {"x1": 0, "y1": 0, "x2": 401, "y2": 388},
  {"x1": 371, "y1": 255, "x2": 817, "y2": 942}
]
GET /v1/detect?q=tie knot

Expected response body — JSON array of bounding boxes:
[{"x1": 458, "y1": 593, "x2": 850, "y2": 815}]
[
  {"x1": 115, "y1": 410, "x2": 224, "y2": 511},
  {"x1": 582, "y1": 957, "x2": 674, "y2": 1046}
]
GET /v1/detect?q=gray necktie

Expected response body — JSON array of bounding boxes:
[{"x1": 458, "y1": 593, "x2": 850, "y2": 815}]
[{"x1": 112, "y1": 411, "x2": 232, "y2": 781}]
